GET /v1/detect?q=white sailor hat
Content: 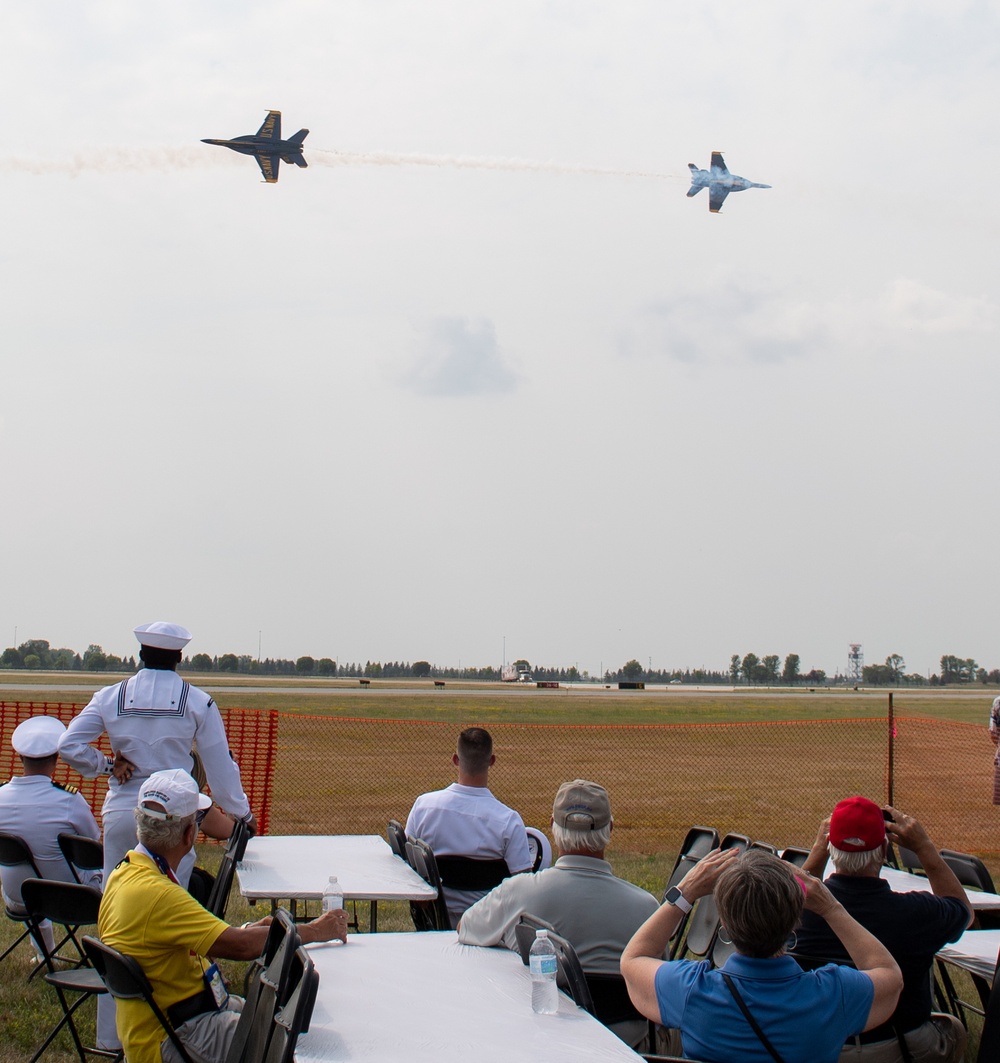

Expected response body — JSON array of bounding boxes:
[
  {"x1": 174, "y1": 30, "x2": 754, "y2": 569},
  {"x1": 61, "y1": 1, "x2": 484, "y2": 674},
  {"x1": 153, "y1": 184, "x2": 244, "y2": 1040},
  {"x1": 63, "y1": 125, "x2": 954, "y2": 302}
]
[
  {"x1": 138, "y1": 769, "x2": 212, "y2": 820},
  {"x1": 11, "y1": 716, "x2": 66, "y2": 758},
  {"x1": 133, "y1": 621, "x2": 192, "y2": 651}
]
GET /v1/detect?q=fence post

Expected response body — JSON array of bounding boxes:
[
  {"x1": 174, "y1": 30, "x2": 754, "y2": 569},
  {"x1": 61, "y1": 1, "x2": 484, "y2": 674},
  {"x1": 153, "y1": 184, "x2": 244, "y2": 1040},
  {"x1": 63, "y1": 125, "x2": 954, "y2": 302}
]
[{"x1": 886, "y1": 691, "x2": 894, "y2": 807}]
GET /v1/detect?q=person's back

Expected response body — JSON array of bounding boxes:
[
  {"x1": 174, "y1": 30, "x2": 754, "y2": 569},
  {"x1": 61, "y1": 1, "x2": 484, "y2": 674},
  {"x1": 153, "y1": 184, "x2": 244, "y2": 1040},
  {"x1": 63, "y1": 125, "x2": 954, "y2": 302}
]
[
  {"x1": 795, "y1": 798, "x2": 970, "y2": 1062},
  {"x1": 406, "y1": 727, "x2": 530, "y2": 925},
  {"x1": 0, "y1": 716, "x2": 101, "y2": 911}
]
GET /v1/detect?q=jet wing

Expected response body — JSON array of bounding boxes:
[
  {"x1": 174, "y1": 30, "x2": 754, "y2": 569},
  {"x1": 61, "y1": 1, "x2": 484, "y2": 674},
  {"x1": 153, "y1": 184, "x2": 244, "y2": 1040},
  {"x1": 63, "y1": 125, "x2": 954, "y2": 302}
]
[
  {"x1": 255, "y1": 152, "x2": 279, "y2": 183},
  {"x1": 710, "y1": 152, "x2": 728, "y2": 173},
  {"x1": 709, "y1": 185, "x2": 729, "y2": 213},
  {"x1": 256, "y1": 110, "x2": 281, "y2": 141}
]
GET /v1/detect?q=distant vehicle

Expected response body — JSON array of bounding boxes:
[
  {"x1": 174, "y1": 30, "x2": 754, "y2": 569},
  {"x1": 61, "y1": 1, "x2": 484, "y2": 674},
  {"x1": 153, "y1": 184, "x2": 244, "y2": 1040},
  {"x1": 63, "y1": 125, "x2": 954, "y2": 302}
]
[
  {"x1": 669, "y1": 678, "x2": 683, "y2": 685},
  {"x1": 501, "y1": 664, "x2": 533, "y2": 683},
  {"x1": 686, "y1": 152, "x2": 770, "y2": 213},
  {"x1": 202, "y1": 110, "x2": 309, "y2": 184}
]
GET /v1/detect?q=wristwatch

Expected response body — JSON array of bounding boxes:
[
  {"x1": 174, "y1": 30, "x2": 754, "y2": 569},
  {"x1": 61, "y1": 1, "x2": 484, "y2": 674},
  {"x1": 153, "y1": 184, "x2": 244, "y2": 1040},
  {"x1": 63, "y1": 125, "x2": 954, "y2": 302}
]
[{"x1": 663, "y1": 885, "x2": 693, "y2": 914}]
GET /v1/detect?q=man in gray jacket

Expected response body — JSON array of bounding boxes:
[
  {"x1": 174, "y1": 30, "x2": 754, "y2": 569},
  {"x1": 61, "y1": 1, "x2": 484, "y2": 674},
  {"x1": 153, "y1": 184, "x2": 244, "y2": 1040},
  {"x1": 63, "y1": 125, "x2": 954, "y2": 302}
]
[{"x1": 458, "y1": 779, "x2": 657, "y2": 1047}]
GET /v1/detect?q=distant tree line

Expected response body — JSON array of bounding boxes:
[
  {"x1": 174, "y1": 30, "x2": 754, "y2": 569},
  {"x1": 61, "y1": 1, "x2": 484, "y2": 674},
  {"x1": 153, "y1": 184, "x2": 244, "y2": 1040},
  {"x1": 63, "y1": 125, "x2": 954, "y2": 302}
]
[{"x1": 1, "y1": 639, "x2": 998, "y2": 688}]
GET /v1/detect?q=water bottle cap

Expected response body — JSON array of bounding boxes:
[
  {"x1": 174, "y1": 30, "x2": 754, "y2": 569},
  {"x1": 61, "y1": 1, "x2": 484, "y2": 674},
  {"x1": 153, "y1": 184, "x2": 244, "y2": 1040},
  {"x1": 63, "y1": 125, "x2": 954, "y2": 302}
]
[
  {"x1": 535, "y1": 929, "x2": 548, "y2": 938},
  {"x1": 328, "y1": 875, "x2": 338, "y2": 883}
]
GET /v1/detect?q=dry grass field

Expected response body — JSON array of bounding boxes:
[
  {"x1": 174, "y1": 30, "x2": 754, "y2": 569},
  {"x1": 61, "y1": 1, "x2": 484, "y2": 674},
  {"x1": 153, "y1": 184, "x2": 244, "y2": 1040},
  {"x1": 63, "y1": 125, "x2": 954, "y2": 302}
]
[{"x1": 0, "y1": 680, "x2": 995, "y2": 1060}]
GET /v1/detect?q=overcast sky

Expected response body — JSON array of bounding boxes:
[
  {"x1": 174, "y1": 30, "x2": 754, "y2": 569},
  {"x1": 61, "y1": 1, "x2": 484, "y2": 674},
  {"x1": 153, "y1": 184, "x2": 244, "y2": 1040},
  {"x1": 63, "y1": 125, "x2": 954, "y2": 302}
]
[{"x1": 2, "y1": 2, "x2": 997, "y2": 678}]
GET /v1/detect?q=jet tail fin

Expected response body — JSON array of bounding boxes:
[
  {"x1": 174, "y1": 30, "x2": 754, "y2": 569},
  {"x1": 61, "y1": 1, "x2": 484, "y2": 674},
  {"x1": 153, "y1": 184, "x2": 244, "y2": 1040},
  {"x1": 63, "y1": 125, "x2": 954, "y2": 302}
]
[{"x1": 286, "y1": 128, "x2": 309, "y2": 149}]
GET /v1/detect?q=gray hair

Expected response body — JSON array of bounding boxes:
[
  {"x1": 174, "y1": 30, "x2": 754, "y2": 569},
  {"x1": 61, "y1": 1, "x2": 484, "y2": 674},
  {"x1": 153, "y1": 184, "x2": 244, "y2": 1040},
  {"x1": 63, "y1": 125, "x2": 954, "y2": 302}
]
[
  {"x1": 828, "y1": 841, "x2": 884, "y2": 876},
  {"x1": 551, "y1": 820, "x2": 612, "y2": 854},
  {"x1": 134, "y1": 807, "x2": 195, "y2": 851},
  {"x1": 715, "y1": 850, "x2": 803, "y2": 959}
]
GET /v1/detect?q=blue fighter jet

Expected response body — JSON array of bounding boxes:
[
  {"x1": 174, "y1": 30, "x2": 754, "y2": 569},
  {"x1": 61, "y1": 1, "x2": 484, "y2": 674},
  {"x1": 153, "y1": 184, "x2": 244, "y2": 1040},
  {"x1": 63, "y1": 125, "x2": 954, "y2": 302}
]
[
  {"x1": 202, "y1": 110, "x2": 309, "y2": 183},
  {"x1": 687, "y1": 152, "x2": 770, "y2": 213}
]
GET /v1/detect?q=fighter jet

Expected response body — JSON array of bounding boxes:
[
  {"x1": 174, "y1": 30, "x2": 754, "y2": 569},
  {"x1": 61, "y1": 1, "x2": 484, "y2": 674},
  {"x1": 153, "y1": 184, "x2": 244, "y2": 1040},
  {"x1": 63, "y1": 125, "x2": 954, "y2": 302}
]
[
  {"x1": 686, "y1": 152, "x2": 770, "y2": 213},
  {"x1": 202, "y1": 110, "x2": 308, "y2": 183}
]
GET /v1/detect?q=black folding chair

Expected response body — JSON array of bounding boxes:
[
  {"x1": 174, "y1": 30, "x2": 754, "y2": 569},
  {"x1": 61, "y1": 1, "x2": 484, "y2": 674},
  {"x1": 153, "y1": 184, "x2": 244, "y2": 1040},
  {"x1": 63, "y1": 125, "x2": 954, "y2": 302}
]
[
  {"x1": 228, "y1": 818, "x2": 252, "y2": 863},
  {"x1": 83, "y1": 936, "x2": 194, "y2": 1063},
  {"x1": 672, "y1": 833, "x2": 749, "y2": 963},
  {"x1": 0, "y1": 832, "x2": 80, "y2": 977},
  {"x1": 0, "y1": 832, "x2": 45, "y2": 973},
  {"x1": 206, "y1": 849, "x2": 239, "y2": 919},
  {"x1": 779, "y1": 846, "x2": 811, "y2": 868},
  {"x1": 225, "y1": 908, "x2": 299, "y2": 1063},
  {"x1": 977, "y1": 944, "x2": 1000, "y2": 1063},
  {"x1": 20, "y1": 879, "x2": 116, "y2": 1063},
  {"x1": 661, "y1": 827, "x2": 719, "y2": 959},
  {"x1": 58, "y1": 834, "x2": 104, "y2": 886},
  {"x1": 405, "y1": 838, "x2": 450, "y2": 931},
  {"x1": 386, "y1": 819, "x2": 407, "y2": 860},
  {"x1": 261, "y1": 946, "x2": 319, "y2": 1063}
]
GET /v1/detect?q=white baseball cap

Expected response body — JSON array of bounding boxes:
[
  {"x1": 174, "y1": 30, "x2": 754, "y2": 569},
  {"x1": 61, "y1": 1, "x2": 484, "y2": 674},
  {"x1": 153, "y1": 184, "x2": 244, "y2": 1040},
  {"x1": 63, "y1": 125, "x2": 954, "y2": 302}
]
[
  {"x1": 133, "y1": 622, "x2": 192, "y2": 651},
  {"x1": 11, "y1": 716, "x2": 65, "y2": 757},
  {"x1": 138, "y1": 769, "x2": 212, "y2": 820}
]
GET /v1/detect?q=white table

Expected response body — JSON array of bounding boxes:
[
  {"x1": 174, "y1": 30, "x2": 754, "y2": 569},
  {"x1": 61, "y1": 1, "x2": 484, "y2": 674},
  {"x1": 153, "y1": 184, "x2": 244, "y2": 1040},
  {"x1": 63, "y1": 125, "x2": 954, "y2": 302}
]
[
  {"x1": 237, "y1": 835, "x2": 437, "y2": 931},
  {"x1": 819, "y1": 861, "x2": 1000, "y2": 911},
  {"x1": 295, "y1": 931, "x2": 642, "y2": 1063},
  {"x1": 937, "y1": 929, "x2": 1000, "y2": 982}
]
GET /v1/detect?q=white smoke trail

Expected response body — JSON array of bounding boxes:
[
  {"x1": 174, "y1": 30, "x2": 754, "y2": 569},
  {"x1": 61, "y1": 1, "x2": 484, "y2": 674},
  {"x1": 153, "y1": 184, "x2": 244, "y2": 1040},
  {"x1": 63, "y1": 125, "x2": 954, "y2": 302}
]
[
  {"x1": 0, "y1": 148, "x2": 239, "y2": 176},
  {"x1": 311, "y1": 148, "x2": 681, "y2": 180},
  {"x1": 0, "y1": 146, "x2": 683, "y2": 181}
]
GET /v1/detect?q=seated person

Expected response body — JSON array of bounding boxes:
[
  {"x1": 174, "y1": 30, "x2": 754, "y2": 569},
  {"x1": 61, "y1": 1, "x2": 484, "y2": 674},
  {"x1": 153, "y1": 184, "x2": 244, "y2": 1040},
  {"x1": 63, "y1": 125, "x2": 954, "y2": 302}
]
[
  {"x1": 406, "y1": 727, "x2": 531, "y2": 926},
  {"x1": 795, "y1": 797, "x2": 971, "y2": 1063},
  {"x1": 98, "y1": 769, "x2": 347, "y2": 1063},
  {"x1": 0, "y1": 716, "x2": 101, "y2": 959},
  {"x1": 458, "y1": 779, "x2": 658, "y2": 1048},
  {"x1": 621, "y1": 848, "x2": 902, "y2": 1063}
]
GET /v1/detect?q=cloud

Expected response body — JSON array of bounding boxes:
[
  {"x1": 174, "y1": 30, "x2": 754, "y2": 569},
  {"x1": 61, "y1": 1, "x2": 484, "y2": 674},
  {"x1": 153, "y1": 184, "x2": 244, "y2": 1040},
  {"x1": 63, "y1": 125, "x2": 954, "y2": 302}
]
[
  {"x1": 404, "y1": 317, "x2": 519, "y2": 397},
  {"x1": 881, "y1": 278, "x2": 997, "y2": 334},
  {"x1": 620, "y1": 278, "x2": 831, "y2": 366}
]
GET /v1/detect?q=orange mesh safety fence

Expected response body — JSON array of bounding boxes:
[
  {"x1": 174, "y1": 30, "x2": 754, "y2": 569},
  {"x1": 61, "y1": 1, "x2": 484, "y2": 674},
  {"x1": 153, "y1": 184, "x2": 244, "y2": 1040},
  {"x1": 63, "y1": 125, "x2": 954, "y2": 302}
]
[
  {"x1": 0, "y1": 702, "x2": 278, "y2": 836},
  {"x1": 3, "y1": 703, "x2": 997, "y2": 863}
]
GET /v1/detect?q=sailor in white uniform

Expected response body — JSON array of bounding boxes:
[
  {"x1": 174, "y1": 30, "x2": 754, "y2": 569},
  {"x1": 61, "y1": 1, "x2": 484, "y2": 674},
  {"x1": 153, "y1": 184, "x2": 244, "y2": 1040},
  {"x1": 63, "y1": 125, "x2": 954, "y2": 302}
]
[
  {"x1": 0, "y1": 715, "x2": 101, "y2": 957},
  {"x1": 58, "y1": 621, "x2": 255, "y2": 887}
]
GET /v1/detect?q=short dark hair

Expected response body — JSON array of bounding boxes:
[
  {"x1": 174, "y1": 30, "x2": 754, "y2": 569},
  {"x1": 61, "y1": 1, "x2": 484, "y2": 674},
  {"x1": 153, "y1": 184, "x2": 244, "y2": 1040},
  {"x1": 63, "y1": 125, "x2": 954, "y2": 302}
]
[
  {"x1": 457, "y1": 727, "x2": 493, "y2": 773},
  {"x1": 715, "y1": 850, "x2": 803, "y2": 959},
  {"x1": 139, "y1": 645, "x2": 182, "y2": 670}
]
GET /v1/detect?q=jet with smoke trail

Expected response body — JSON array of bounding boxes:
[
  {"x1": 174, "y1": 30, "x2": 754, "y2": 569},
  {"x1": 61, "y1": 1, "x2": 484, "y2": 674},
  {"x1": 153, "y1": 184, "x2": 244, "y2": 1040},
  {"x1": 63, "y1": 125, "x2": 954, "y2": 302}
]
[
  {"x1": 686, "y1": 152, "x2": 770, "y2": 213},
  {"x1": 202, "y1": 110, "x2": 308, "y2": 183}
]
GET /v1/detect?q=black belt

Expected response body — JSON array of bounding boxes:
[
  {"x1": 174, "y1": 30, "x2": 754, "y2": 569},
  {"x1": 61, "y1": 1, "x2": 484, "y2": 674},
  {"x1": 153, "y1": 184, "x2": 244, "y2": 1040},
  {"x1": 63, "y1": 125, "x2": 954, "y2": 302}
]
[{"x1": 167, "y1": 987, "x2": 219, "y2": 1028}]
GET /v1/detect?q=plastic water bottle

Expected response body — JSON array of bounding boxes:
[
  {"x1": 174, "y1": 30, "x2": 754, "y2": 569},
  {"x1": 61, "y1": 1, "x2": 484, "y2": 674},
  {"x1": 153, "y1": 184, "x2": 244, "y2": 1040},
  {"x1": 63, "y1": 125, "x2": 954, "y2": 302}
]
[
  {"x1": 529, "y1": 929, "x2": 558, "y2": 1014},
  {"x1": 321, "y1": 875, "x2": 343, "y2": 913}
]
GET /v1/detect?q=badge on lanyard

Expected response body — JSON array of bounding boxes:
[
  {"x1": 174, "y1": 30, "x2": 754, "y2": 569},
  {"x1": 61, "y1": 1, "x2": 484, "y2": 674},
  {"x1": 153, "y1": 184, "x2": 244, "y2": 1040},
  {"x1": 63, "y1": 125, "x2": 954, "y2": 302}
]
[{"x1": 204, "y1": 962, "x2": 229, "y2": 1009}]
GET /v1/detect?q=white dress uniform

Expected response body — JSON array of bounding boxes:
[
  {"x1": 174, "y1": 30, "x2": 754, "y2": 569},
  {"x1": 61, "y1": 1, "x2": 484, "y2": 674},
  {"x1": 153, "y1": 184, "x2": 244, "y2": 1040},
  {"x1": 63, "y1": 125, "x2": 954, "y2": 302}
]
[
  {"x1": 0, "y1": 774, "x2": 101, "y2": 910},
  {"x1": 0, "y1": 715, "x2": 102, "y2": 969},
  {"x1": 58, "y1": 623, "x2": 252, "y2": 886}
]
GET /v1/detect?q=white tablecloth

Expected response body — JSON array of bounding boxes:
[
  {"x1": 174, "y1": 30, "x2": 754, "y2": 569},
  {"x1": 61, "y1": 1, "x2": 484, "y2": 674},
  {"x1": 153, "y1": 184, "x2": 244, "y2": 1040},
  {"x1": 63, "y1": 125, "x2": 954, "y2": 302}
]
[
  {"x1": 237, "y1": 834, "x2": 436, "y2": 902},
  {"x1": 295, "y1": 931, "x2": 641, "y2": 1063},
  {"x1": 937, "y1": 929, "x2": 1000, "y2": 981}
]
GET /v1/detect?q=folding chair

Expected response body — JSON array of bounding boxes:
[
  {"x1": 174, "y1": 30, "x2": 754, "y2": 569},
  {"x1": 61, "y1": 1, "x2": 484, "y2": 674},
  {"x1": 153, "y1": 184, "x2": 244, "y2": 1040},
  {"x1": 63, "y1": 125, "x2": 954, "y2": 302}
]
[
  {"x1": 83, "y1": 936, "x2": 194, "y2": 1063},
  {"x1": 0, "y1": 832, "x2": 45, "y2": 972},
  {"x1": 671, "y1": 833, "x2": 748, "y2": 963},
  {"x1": 228, "y1": 818, "x2": 252, "y2": 863},
  {"x1": 977, "y1": 944, "x2": 1000, "y2": 1063},
  {"x1": 405, "y1": 838, "x2": 450, "y2": 931},
  {"x1": 205, "y1": 848, "x2": 239, "y2": 919},
  {"x1": 58, "y1": 834, "x2": 104, "y2": 886},
  {"x1": 779, "y1": 846, "x2": 811, "y2": 868},
  {"x1": 386, "y1": 819, "x2": 407, "y2": 860},
  {"x1": 225, "y1": 909, "x2": 299, "y2": 1063},
  {"x1": 514, "y1": 913, "x2": 559, "y2": 964},
  {"x1": 750, "y1": 841, "x2": 778, "y2": 855},
  {"x1": 261, "y1": 946, "x2": 319, "y2": 1063},
  {"x1": 661, "y1": 827, "x2": 719, "y2": 959},
  {"x1": 20, "y1": 879, "x2": 116, "y2": 1063},
  {"x1": 435, "y1": 855, "x2": 510, "y2": 893},
  {"x1": 0, "y1": 832, "x2": 80, "y2": 977},
  {"x1": 940, "y1": 849, "x2": 996, "y2": 894}
]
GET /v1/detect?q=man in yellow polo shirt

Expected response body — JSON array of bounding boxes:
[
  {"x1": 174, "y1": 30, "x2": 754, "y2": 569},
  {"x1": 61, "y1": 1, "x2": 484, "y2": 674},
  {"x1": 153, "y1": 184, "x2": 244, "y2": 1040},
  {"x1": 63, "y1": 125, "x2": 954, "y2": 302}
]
[{"x1": 99, "y1": 769, "x2": 347, "y2": 1063}]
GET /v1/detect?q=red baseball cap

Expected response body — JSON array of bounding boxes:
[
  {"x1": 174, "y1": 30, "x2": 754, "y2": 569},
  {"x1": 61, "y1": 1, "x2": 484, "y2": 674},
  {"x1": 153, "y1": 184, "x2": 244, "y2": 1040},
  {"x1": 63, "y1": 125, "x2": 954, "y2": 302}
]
[{"x1": 829, "y1": 796, "x2": 886, "y2": 852}]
